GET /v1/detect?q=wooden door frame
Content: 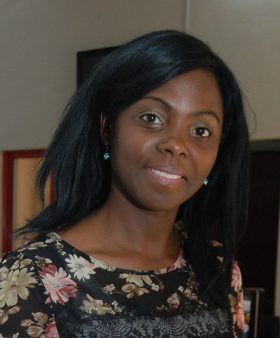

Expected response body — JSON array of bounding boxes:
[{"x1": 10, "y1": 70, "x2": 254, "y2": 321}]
[{"x1": 2, "y1": 149, "x2": 45, "y2": 253}]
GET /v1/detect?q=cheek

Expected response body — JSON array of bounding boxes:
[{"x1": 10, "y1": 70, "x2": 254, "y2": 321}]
[
  {"x1": 113, "y1": 130, "x2": 156, "y2": 164},
  {"x1": 191, "y1": 146, "x2": 220, "y2": 179},
  {"x1": 110, "y1": 135, "x2": 143, "y2": 175}
]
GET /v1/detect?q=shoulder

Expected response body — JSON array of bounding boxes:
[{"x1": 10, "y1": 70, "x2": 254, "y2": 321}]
[
  {"x1": 0, "y1": 232, "x2": 69, "y2": 289},
  {"x1": 0, "y1": 234, "x2": 60, "y2": 335},
  {"x1": 207, "y1": 239, "x2": 244, "y2": 337},
  {"x1": 0, "y1": 233, "x2": 56, "y2": 306},
  {"x1": 0, "y1": 232, "x2": 64, "y2": 309},
  {"x1": 207, "y1": 241, "x2": 244, "y2": 333},
  {"x1": 0, "y1": 235, "x2": 49, "y2": 276},
  {"x1": 1, "y1": 232, "x2": 63, "y2": 262}
]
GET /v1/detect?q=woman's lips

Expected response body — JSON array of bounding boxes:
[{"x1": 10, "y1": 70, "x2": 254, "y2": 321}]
[{"x1": 148, "y1": 168, "x2": 186, "y2": 184}]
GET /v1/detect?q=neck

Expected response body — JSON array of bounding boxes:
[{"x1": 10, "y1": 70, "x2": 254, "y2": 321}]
[
  {"x1": 86, "y1": 190, "x2": 180, "y2": 259},
  {"x1": 58, "y1": 190, "x2": 182, "y2": 270}
]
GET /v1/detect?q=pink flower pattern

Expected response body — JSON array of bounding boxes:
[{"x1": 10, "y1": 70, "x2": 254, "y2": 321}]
[
  {"x1": 45, "y1": 320, "x2": 60, "y2": 338},
  {"x1": 235, "y1": 292, "x2": 245, "y2": 331},
  {"x1": 231, "y1": 262, "x2": 242, "y2": 292},
  {"x1": 167, "y1": 249, "x2": 187, "y2": 272},
  {"x1": 230, "y1": 261, "x2": 245, "y2": 335},
  {"x1": 39, "y1": 264, "x2": 77, "y2": 304}
]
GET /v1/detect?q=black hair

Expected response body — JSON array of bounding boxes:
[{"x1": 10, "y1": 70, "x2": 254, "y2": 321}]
[{"x1": 18, "y1": 30, "x2": 249, "y2": 310}]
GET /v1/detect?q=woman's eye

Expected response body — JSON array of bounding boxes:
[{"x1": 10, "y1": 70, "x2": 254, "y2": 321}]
[
  {"x1": 140, "y1": 112, "x2": 163, "y2": 126},
  {"x1": 190, "y1": 127, "x2": 211, "y2": 137}
]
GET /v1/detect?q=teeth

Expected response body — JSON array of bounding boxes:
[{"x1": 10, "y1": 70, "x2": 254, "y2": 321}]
[{"x1": 151, "y1": 169, "x2": 182, "y2": 180}]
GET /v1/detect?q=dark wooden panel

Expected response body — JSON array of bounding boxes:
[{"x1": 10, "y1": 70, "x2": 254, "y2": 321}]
[{"x1": 238, "y1": 144, "x2": 280, "y2": 314}]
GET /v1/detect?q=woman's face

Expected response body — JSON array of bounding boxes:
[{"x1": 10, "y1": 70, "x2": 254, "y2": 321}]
[{"x1": 108, "y1": 69, "x2": 223, "y2": 213}]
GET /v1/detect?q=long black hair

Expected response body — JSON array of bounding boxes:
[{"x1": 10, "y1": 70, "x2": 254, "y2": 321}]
[{"x1": 19, "y1": 30, "x2": 249, "y2": 309}]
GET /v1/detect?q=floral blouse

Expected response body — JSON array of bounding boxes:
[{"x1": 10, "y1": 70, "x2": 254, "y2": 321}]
[{"x1": 0, "y1": 232, "x2": 244, "y2": 338}]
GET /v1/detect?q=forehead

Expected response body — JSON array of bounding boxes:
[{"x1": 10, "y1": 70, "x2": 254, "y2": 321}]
[{"x1": 145, "y1": 69, "x2": 223, "y2": 117}]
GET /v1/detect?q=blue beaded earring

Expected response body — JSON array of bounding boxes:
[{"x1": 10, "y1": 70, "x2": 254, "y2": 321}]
[
  {"x1": 203, "y1": 178, "x2": 208, "y2": 186},
  {"x1": 103, "y1": 145, "x2": 110, "y2": 160},
  {"x1": 103, "y1": 152, "x2": 110, "y2": 160}
]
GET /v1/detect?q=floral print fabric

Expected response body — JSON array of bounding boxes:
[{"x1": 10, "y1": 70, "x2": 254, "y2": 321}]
[{"x1": 0, "y1": 232, "x2": 244, "y2": 337}]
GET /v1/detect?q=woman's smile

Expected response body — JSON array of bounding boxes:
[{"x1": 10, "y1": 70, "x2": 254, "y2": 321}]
[{"x1": 147, "y1": 167, "x2": 186, "y2": 186}]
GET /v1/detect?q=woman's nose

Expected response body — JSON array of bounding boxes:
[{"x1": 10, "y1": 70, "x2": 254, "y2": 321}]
[{"x1": 157, "y1": 135, "x2": 188, "y2": 158}]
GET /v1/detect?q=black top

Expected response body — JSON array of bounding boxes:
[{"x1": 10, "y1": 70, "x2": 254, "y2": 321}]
[{"x1": 0, "y1": 232, "x2": 244, "y2": 337}]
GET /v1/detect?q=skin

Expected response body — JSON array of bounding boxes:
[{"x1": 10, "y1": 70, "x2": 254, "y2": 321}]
[{"x1": 59, "y1": 69, "x2": 224, "y2": 271}]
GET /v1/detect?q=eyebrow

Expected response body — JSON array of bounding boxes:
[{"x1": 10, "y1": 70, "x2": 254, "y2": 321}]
[
  {"x1": 142, "y1": 95, "x2": 222, "y2": 124},
  {"x1": 189, "y1": 110, "x2": 222, "y2": 124},
  {"x1": 143, "y1": 95, "x2": 172, "y2": 109}
]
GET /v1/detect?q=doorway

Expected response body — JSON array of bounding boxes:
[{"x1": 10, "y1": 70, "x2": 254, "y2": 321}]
[{"x1": 238, "y1": 140, "x2": 280, "y2": 315}]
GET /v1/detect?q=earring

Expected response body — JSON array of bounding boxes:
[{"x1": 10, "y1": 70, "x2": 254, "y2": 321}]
[
  {"x1": 103, "y1": 145, "x2": 110, "y2": 160},
  {"x1": 103, "y1": 152, "x2": 110, "y2": 160},
  {"x1": 203, "y1": 178, "x2": 208, "y2": 186}
]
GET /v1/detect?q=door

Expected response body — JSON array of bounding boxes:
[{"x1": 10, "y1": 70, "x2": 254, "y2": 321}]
[{"x1": 238, "y1": 140, "x2": 280, "y2": 315}]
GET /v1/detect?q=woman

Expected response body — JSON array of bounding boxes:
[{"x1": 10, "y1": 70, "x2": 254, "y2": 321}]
[{"x1": 0, "y1": 30, "x2": 248, "y2": 337}]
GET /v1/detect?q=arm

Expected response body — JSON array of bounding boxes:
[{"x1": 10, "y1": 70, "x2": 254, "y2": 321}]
[{"x1": 0, "y1": 251, "x2": 59, "y2": 337}]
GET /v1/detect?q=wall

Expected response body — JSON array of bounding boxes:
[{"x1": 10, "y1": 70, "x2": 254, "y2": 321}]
[{"x1": 0, "y1": 0, "x2": 186, "y2": 151}]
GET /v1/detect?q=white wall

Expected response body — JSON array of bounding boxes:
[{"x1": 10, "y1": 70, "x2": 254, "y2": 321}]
[
  {"x1": 0, "y1": 0, "x2": 186, "y2": 151},
  {"x1": 187, "y1": 0, "x2": 280, "y2": 140}
]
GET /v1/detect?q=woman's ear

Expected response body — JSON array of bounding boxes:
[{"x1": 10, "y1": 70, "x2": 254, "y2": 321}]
[{"x1": 100, "y1": 113, "x2": 111, "y2": 144}]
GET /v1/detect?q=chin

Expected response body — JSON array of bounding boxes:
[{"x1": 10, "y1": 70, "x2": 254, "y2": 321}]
[{"x1": 131, "y1": 194, "x2": 188, "y2": 214}]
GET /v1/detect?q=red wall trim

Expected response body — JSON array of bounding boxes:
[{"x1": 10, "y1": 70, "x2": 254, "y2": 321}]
[{"x1": 2, "y1": 149, "x2": 45, "y2": 254}]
